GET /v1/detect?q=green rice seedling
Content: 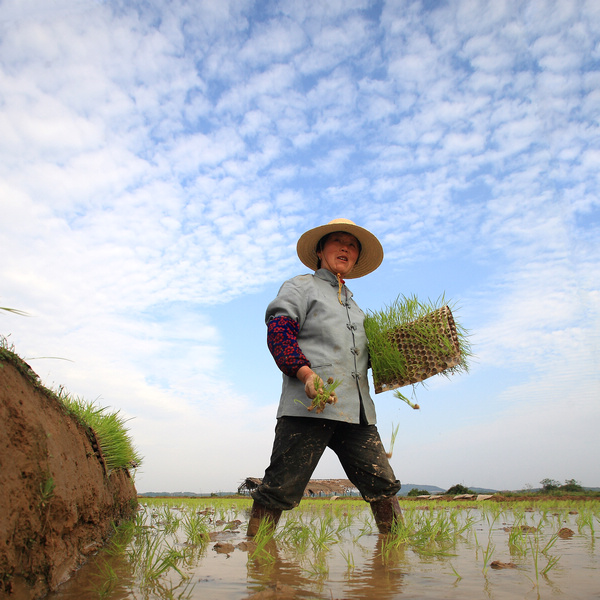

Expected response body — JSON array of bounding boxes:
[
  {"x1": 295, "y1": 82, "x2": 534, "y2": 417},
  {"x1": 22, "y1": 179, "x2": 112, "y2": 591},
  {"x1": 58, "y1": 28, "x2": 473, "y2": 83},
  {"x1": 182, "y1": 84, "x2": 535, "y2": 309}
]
[
  {"x1": 576, "y1": 510, "x2": 595, "y2": 536},
  {"x1": 150, "y1": 578, "x2": 196, "y2": 600},
  {"x1": 152, "y1": 504, "x2": 182, "y2": 536},
  {"x1": 380, "y1": 535, "x2": 408, "y2": 565},
  {"x1": 39, "y1": 476, "x2": 55, "y2": 511},
  {"x1": 135, "y1": 537, "x2": 186, "y2": 584},
  {"x1": 541, "y1": 553, "x2": 561, "y2": 576},
  {"x1": 302, "y1": 552, "x2": 330, "y2": 579},
  {"x1": 384, "y1": 507, "x2": 458, "y2": 559},
  {"x1": 181, "y1": 510, "x2": 210, "y2": 546},
  {"x1": 310, "y1": 513, "x2": 338, "y2": 552},
  {"x1": 507, "y1": 523, "x2": 529, "y2": 557},
  {"x1": 354, "y1": 513, "x2": 376, "y2": 541},
  {"x1": 540, "y1": 534, "x2": 561, "y2": 576},
  {"x1": 57, "y1": 389, "x2": 142, "y2": 474},
  {"x1": 279, "y1": 517, "x2": 312, "y2": 556},
  {"x1": 126, "y1": 529, "x2": 158, "y2": 573},
  {"x1": 294, "y1": 376, "x2": 342, "y2": 414},
  {"x1": 471, "y1": 512, "x2": 498, "y2": 574},
  {"x1": 91, "y1": 559, "x2": 119, "y2": 599},
  {"x1": 104, "y1": 519, "x2": 137, "y2": 558},
  {"x1": 415, "y1": 510, "x2": 454, "y2": 547},
  {"x1": 386, "y1": 423, "x2": 400, "y2": 458},
  {"x1": 380, "y1": 513, "x2": 412, "y2": 563},
  {"x1": 449, "y1": 562, "x2": 462, "y2": 581},
  {"x1": 449, "y1": 508, "x2": 475, "y2": 537},
  {"x1": 340, "y1": 548, "x2": 356, "y2": 574},
  {"x1": 526, "y1": 531, "x2": 561, "y2": 585},
  {"x1": 335, "y1": 510, "x2": 353, "y2": 535},
  {"x1": 250, "y1": 519, "x2": 278, "y2": 563},
  {"x1": 481, "y1": 539, "x2": 496, "y2": 574},
  {"x1": 126, "y1": 518, "x2": 176, "y2": 581},
  {"x1": 528, "y1": 535, "x2": 542, "y2": 585},
  {"x1": 537, "y1": 507, "x2": 553, "y2": 528},
  {"x1": 364, "y1": 294, "x2": 472, "y2": 407}
]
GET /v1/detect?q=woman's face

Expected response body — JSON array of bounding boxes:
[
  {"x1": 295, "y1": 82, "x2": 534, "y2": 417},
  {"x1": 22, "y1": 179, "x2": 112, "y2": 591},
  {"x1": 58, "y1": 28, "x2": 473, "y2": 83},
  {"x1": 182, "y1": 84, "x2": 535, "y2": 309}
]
[{"x1": 317, "y1": 232, "x2": 360, "y2": 277}]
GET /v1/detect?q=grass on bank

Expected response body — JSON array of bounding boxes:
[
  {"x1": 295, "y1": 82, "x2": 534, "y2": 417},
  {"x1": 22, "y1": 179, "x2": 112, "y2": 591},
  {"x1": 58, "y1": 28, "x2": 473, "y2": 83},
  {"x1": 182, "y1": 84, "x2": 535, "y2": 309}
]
[
  {"x1": 0, "y1": 334, "x2": 142, "y2": 475},
  {"x1": 57, "y1": 388, "x2": 142, "y2": 474}
]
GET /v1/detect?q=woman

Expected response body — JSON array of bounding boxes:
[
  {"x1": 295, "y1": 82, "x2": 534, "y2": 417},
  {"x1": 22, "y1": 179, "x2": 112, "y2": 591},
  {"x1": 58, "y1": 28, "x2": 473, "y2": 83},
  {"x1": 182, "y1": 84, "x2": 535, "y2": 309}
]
[{"x1": 248, "y1": 218, "x2": 402, "y2": 535}]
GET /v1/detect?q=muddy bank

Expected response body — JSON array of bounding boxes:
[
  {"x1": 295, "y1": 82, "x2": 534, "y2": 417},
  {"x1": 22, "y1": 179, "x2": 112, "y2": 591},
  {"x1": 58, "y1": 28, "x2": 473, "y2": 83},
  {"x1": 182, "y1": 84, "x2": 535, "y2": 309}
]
[{"x1": 0, "y1": 351, "x2": 137, "y2": 599}]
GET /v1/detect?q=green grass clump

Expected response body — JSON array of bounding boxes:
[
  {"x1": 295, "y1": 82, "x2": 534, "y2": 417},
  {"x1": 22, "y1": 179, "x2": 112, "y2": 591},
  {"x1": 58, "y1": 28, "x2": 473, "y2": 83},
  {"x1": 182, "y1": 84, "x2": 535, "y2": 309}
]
[
  {"x1": 364, "y1": 294, "x2": 472, "y2": 408},
  {"x1": 58, "y1": 389, "x2": 143, "y2": 474}
]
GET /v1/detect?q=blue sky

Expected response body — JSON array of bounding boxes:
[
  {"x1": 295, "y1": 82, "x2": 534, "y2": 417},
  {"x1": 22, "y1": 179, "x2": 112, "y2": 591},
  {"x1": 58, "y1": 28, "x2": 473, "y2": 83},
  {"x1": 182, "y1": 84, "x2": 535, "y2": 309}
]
[{"x1": 1, "y1": 0, "x2": 599, "y2": 494}]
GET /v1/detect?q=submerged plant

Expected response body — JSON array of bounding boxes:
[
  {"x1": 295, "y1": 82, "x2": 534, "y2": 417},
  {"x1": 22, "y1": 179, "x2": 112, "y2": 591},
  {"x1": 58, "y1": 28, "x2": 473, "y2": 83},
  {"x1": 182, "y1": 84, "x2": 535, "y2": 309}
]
[
  {"x1": 250, "y1": 519, "x2": 278, "y2": 563},
  {"x1": 364, "y1": 294, "x2": 473, "y2": 408},
  {"x1": 340, "y1": 548, "x2": 356, "y2": 573},
  {"x1": 92, "y1": 559, "x2": 119, "y2": 599}
]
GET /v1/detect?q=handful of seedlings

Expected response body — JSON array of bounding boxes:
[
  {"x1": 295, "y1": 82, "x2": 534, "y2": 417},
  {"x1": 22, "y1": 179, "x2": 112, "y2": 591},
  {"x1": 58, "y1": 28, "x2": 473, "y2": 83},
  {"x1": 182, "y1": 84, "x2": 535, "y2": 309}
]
[
  {"x1": 364, "y1": 294, "x2": 472, "y2": 409},
  {"x1": 296, "y1": 376, "x2": 341, "y2": 414}
]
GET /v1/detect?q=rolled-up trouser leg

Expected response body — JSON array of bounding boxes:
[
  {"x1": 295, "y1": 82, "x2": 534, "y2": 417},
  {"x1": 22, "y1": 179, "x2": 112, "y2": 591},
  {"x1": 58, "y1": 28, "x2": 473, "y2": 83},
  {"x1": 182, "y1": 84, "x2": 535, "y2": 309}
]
[{"x1": 328, "y1": 421, "x2": 402, "y2": 533}]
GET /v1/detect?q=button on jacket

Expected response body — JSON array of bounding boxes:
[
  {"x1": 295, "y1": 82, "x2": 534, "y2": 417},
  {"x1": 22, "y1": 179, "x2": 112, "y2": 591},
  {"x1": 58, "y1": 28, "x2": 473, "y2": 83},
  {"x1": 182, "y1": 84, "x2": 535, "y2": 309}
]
[{"x1": 265, "y1": 268, "x2": 376, "y2": 424}]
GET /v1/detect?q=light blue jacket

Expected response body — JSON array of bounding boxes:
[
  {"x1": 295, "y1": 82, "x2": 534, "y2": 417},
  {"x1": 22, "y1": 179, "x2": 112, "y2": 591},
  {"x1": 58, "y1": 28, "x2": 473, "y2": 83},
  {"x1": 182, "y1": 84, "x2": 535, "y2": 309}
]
[{"x1": 265, "y1": 269, "x2": 376, "y2": 424}]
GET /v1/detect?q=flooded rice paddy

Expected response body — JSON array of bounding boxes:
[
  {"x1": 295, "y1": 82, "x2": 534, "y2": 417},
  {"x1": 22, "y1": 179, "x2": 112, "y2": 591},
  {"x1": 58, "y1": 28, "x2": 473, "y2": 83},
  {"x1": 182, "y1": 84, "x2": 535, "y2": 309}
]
[{"x1": 48, "y1": 497, "x2": 599, "y2": 600}]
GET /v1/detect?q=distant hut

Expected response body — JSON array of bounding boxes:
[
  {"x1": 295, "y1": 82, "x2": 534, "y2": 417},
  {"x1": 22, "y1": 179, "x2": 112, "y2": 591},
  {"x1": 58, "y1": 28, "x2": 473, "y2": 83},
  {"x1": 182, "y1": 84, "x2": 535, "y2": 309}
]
[{"x1": 238, "y1": 477, "x2": 357, "y2": 497}]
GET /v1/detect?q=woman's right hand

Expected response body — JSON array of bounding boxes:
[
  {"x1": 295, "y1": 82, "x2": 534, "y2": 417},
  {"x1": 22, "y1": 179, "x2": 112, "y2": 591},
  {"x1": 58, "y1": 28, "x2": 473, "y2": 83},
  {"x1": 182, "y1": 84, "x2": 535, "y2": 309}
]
[{"x1": 296, "y1": 366, "x2": 323, "y2": 400}]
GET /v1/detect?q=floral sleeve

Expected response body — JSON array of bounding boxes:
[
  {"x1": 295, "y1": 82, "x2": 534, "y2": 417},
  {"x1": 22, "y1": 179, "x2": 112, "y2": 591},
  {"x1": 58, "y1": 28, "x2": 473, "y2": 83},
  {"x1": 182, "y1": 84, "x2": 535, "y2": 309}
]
[{"x1": 267, "y1": 315, "x2": 311, "y2": 377}]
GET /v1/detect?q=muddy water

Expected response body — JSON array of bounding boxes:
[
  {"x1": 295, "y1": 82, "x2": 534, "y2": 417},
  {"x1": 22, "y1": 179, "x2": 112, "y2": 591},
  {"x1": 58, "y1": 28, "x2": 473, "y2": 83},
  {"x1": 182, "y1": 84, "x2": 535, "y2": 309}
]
[{"x1": 47, "y1": 499, "x2": 600, "y2": 600}]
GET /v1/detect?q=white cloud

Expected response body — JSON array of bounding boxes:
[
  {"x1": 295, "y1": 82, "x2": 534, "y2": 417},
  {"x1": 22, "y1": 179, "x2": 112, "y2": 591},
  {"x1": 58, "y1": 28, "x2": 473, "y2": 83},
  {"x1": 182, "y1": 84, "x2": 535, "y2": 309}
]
[{"x1": 1, "y1": 0, "x2": 598, "y2": 492}]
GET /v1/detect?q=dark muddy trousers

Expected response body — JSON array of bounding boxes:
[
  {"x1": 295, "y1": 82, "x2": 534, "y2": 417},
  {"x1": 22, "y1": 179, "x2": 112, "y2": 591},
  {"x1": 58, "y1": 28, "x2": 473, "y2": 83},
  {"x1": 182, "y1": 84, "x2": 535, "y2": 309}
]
[{"x1": 252, "y1": 416, "x2": 401, "y2": 510}]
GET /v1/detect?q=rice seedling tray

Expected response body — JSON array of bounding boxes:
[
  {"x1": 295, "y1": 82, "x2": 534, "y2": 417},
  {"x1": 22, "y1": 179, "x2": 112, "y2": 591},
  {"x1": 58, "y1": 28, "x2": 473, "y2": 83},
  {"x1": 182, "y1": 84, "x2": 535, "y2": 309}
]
[{"x1": 364, "y1": 295, "x2": 471, "y2": 397}]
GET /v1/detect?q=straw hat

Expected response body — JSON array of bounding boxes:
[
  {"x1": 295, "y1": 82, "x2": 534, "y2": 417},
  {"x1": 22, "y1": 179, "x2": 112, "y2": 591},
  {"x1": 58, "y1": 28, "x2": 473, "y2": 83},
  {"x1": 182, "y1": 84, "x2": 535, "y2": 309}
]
[{"x1": 296, "y1": 218, "x2": 384, "y2": 279}]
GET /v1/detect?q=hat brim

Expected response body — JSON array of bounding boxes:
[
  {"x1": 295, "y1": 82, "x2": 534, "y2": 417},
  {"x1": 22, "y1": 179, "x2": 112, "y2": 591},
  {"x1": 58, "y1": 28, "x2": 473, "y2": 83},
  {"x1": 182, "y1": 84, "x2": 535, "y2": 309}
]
[{"x1": 296, "y1": 219, "x2": 384, "y2": 279}]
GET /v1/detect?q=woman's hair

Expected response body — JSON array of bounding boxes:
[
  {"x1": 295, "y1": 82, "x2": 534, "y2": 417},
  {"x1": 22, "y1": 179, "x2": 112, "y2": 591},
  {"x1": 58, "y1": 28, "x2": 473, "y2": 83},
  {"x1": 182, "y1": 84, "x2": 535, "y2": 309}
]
[{"x1": 316, "y1": 232, "x2": 362, "y2": 270}]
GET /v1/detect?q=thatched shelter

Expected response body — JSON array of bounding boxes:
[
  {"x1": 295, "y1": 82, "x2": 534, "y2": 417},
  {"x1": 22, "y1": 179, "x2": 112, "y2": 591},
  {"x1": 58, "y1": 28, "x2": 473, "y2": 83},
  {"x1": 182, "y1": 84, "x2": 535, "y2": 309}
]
[{"x1": 238, "y1": 477, "x2": 358, "y2": 497}]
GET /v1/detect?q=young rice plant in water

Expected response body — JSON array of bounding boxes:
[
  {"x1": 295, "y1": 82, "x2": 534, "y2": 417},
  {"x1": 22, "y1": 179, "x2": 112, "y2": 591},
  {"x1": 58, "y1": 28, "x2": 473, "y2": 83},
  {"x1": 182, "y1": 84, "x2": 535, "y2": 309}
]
[{"x1": 80, "y1": 497, "x2": 598, "y2": 599}]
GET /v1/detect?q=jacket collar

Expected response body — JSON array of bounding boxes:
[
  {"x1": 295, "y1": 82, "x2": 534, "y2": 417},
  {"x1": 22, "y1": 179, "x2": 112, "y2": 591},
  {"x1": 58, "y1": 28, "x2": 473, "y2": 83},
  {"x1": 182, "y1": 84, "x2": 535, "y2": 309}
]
[{"x1": 314, "y1": 269, "x2": 353, "y2": 298}]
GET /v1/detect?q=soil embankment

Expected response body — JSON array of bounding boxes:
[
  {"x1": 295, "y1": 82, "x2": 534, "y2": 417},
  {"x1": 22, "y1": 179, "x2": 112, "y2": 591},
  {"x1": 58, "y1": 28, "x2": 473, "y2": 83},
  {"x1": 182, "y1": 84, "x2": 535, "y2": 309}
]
[{"x1": 0, "y1": 352, "x2": 137, "y2": 599}]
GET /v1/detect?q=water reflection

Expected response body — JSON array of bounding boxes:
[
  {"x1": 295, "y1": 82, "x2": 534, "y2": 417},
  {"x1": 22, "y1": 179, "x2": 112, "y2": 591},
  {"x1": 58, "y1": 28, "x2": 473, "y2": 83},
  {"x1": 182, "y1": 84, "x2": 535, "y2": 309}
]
[
  {"x1": 245, "y1": 535, "x2": 406, "y2": 599},
  {"x1": 337, "y1": 536, "x2": 406, "y2": 600},
  {"x1": 246, "y1": 539, "x2": 318, "y2": 598}
]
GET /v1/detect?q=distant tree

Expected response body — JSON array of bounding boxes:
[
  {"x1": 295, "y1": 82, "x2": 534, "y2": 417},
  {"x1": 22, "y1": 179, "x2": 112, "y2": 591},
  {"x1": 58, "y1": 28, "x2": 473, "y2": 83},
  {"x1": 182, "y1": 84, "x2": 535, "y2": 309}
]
[
  {"x1": 560, "y1": 479, "x2": 583, "y2": 492},
  {"x1": 446, "y1": 484, "x2": 474, "y2": 495},
  {"x1": 407, "y1": 488, "x2": 431, "y2": 497},
  {"x1": 540, "y1": 478, "x2": 561, "y2": 491}
]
